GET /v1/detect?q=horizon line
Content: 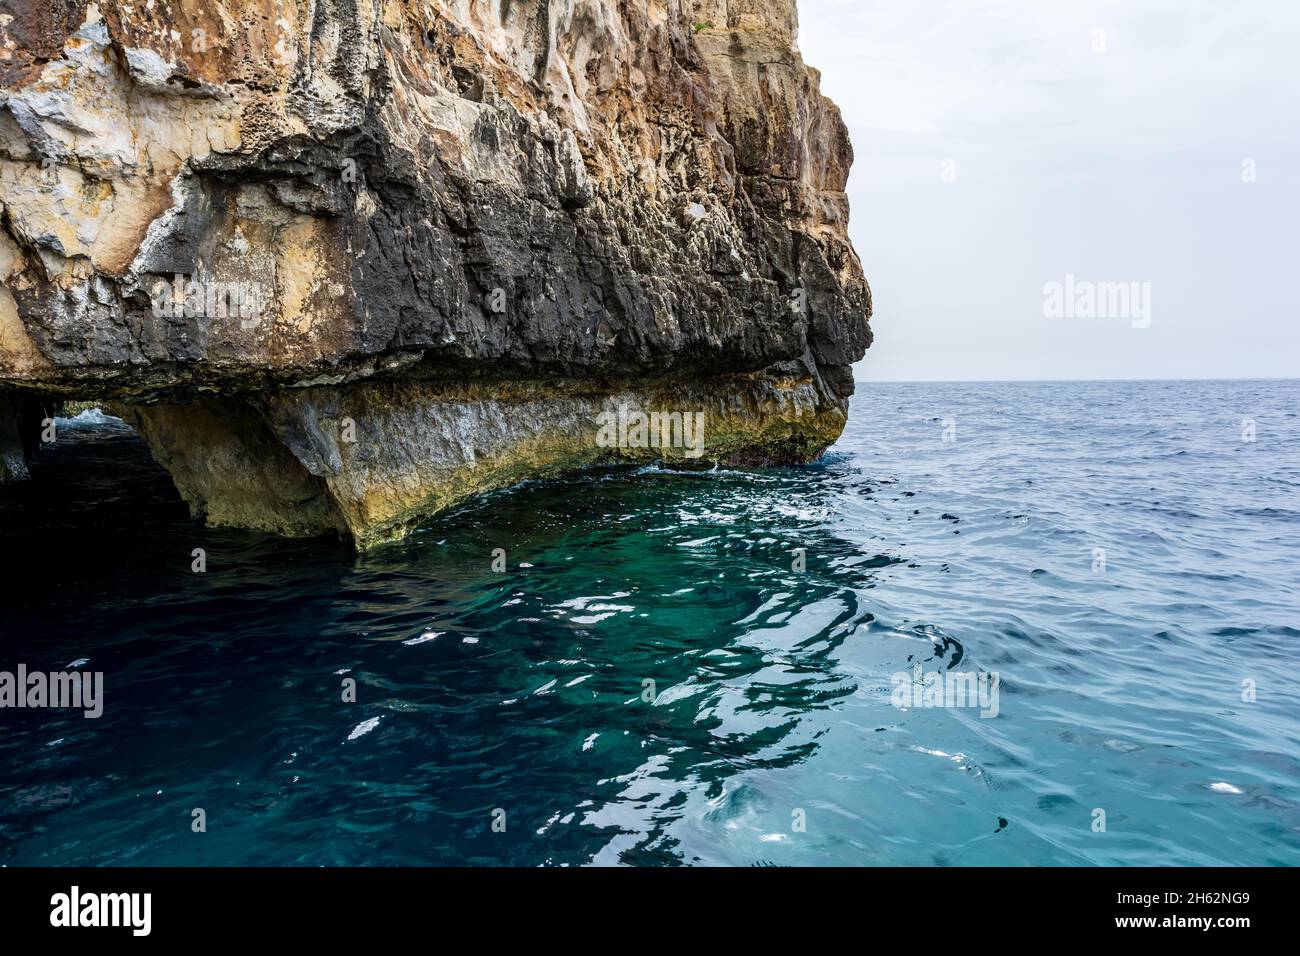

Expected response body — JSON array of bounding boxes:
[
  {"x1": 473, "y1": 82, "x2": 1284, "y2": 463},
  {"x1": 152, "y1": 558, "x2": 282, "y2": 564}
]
[{"x1": 854, "y1": 376, "x2": 1299, "y2": 385}]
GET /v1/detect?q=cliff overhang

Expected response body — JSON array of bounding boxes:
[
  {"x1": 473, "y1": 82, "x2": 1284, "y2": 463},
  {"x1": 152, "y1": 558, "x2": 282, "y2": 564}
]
[{"x1": 0, "y1": 0, "x2": 871, "y2": 547}]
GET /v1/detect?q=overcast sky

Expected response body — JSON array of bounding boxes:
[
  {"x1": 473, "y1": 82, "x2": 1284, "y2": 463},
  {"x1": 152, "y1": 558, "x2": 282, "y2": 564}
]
[{"x1": 798, "y1": 0, "x2": 1299, "y2": 381}]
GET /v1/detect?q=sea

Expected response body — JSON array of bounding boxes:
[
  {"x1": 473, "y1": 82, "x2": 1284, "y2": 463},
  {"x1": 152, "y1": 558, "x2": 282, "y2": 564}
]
[{"x1": 1, "y1": 379, "x2": 1297, "y2": 866}]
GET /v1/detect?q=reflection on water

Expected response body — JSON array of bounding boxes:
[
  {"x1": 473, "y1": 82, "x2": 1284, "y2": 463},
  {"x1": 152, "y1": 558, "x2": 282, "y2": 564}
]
[{"x1": 1, "y1": 381, "x2": 1299, "y2": 866}]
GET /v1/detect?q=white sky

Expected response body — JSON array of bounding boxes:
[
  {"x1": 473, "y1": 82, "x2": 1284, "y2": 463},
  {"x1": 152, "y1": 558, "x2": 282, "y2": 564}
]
[{"x1": 797, "y1": 0, "x2": 1300, "y2": 381}]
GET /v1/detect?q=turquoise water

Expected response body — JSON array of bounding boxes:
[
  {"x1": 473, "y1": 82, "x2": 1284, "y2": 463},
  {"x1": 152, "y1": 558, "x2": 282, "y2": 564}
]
[{"x1": 1, "y1": 380, "x2": 1298, "y2": 865}]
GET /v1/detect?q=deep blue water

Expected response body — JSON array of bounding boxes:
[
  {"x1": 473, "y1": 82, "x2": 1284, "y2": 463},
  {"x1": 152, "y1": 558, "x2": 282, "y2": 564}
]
[{"x1": 1, "y1": 380, "x2": 1298, "y2": 866}]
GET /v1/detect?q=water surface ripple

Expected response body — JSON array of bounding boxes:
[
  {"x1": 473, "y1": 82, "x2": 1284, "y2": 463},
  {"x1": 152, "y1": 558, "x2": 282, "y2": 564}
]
[{"x1": 1, "y1": 381, "x2": 1297, "y2": 865}]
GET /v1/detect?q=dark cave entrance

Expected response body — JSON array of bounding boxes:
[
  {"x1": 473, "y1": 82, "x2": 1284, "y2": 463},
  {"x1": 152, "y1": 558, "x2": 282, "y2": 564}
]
[{"x1": 0, "y1": 397, "x2": 187, "y2": 549}]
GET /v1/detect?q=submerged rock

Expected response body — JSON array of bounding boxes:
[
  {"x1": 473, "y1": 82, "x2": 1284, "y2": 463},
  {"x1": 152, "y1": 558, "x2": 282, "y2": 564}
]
[{"x1": 0, "y1": 0, "x2": 871, "y2": 545}]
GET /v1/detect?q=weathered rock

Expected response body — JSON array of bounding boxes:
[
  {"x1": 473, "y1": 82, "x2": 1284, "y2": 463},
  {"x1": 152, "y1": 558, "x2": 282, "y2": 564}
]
[
  {"x1": 116, "y1": 398, "x2": 349, "y2": 537},
  {"x1": 0, "y1": 399, "x2": 31, "y2": 485},
  {"x1": 0, "y1": 0, "x2": 871, "y2": 545},
  {"x1": 0, "y1": 394, "x2": 46, "y2": 484}
]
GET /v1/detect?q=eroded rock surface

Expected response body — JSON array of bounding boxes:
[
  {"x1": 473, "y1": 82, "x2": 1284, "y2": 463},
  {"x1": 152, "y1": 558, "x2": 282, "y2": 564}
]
[{"x1": 0, "y1": 0, "x2": 871, "y2": 544}]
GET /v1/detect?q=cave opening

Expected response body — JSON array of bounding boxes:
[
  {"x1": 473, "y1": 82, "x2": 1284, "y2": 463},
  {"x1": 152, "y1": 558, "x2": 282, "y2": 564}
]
[
  {"x1": 0, "y1": 393, "x2": 356, "y2": 560},
  {"x1": 0, "y1": 397, "x2": 189, "y2": 557}
]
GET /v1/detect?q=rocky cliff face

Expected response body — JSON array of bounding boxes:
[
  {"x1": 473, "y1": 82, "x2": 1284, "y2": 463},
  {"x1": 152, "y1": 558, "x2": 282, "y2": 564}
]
[{"x1": 0, "y1": 0, "x2": 870, "y2": 546}]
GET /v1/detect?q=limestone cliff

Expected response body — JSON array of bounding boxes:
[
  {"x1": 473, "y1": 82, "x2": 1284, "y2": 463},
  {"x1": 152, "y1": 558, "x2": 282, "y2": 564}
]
[{"x1": 0, "y1": 0, "x2": 871, "y2": 546}]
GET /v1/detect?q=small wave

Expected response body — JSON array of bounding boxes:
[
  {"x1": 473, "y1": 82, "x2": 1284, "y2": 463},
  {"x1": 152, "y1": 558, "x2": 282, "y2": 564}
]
[
  {"x1": 1236, "y1": 507, "x2": 1300, "y2": 520},
  {"x1": 630, "y1": 461, "x2": 754, "y2": 478},
  {"x1": 57, "y1": 408, "x2": 125, "y2": 426},
  {"x1": 1211, "y1": 625, "x2": 1300, "y2": 639}
]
